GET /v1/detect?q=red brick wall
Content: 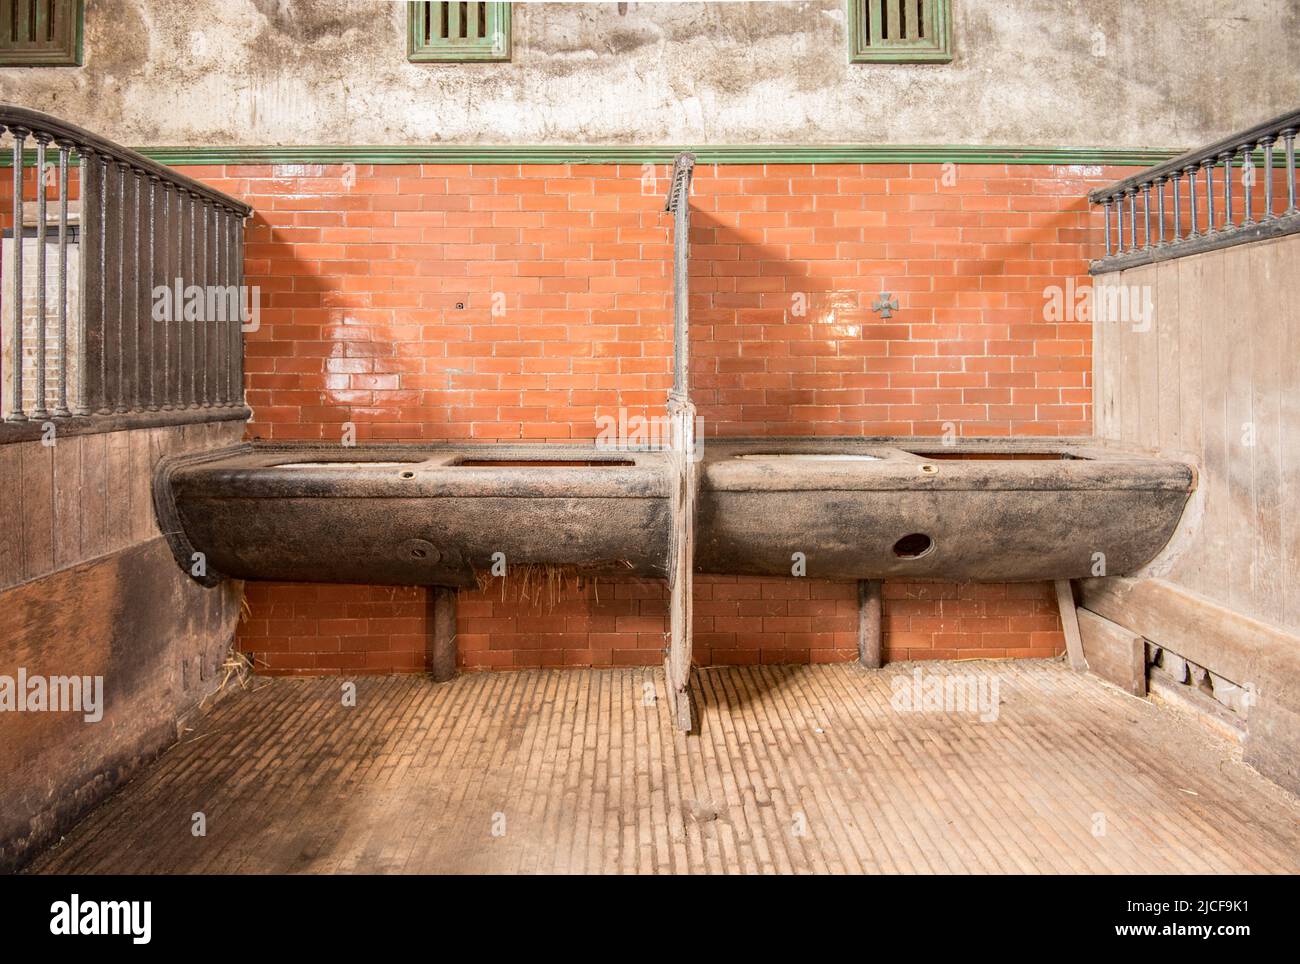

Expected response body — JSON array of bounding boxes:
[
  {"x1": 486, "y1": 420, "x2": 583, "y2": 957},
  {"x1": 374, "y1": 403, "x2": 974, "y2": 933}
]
[{"x1": 181, "y1": 160, "x2": 1130, "y2": 674}]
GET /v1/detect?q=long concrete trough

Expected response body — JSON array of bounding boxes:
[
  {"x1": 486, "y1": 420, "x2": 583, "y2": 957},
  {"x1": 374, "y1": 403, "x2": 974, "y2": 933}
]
[{"x1": 155, "y1": 438, "x2": 1194, "y2": 588}]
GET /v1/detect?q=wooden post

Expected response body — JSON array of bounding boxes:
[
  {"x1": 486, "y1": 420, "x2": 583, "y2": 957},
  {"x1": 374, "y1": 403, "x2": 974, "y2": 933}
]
[
  {"x1": 429, "y1": 585, "x2": 458, "y2": 682},
  {"x1": 664, "y1": 397, "x2": 695, "y2": 732},
  {"x1": 857, "y1": 579, "x2": 883, "y2": 668},
  {"x1": 1055, "y1": 579, "x2": 1088, "y2": 671}
]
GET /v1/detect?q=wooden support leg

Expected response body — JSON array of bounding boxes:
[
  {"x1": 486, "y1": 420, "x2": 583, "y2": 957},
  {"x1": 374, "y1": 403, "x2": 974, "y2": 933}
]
[
  {"x1": 429, "y1": 585, "x2": 458, "y2": 682},
  {"x1": 1055, "y1": 579, "x2": 1088, "y2": 671},
  {"x1": 857, "y1": 579, "x2": 883, "y2": 668}
]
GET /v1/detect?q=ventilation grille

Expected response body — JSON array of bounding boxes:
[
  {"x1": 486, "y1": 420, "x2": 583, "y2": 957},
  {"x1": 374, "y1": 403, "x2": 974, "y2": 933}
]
[
  {"x1": 0, "y1": 0, "x2": 82, "y2": 66},
  {"x1": 863, "y1": 0, "x2": 932, "y2": 44},
  {"x1": 849, "y1": 0, "x2": 953, "y2": 63},
  {"x1": 426, "y1": 2, "x2": 490, "y2": 42},
  {"x1": 408, "y1": 1, "x2": 511, "y2": 63}
]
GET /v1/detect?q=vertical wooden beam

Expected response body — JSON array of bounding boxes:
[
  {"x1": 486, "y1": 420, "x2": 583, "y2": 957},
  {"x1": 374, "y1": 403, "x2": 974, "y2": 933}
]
[
  {"x1": 429, "y1": 585, "x2": 457, "y2": 682},
  {"x1": 664, "y1": 398, "x2": 696, "y2": 732},
  {"x1": 857, "y1": 578, "x2": 883, "y2": 668},
  {"x1": 1055, "y1": 579, "x2": 1088, "y2": 671}
]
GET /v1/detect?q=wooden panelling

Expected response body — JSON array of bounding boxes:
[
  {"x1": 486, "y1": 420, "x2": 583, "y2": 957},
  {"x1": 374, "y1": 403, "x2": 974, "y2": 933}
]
[
  {"x1": 0, "y1": 443, "x2": 21, "y2": 585},
  {"x1": 0, "y1": 420, "x2": 244, "y2": 592},
  {"x1": 20, "y1": 442, "x2": 54, "y2": 581},
  {"x1": 1093, "y1": 234, "x2": 1300, "y2": 635},
  {"x1": 52, "y1": 434, "x2": 82, "y2": 569},
  {"x1": 79, "y1": 431, "x2": 107, "y2": 561},
  {"x1": 104, "y1": 431, "x2": 133, "y2": 555}
]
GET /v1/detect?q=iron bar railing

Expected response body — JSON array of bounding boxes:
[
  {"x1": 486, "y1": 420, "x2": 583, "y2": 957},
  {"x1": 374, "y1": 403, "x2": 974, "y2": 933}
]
[
  {"x1": 1, "y1": 105, "x2": 252, "y2": 432},
  {"x1": 664, "y1": 152, "x2": 694, "y2": 404},
  {"x1": 1090, "y1": 107, "x2": 1300, "y2": 273}
]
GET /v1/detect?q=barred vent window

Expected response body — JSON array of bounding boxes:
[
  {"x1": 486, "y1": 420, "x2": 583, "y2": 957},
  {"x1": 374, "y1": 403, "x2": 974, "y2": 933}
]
[
  {"x1": 408, "y1": 1, "x2": 511, "y2": 63},
  {"x1": 849, "y1": 0, "x2": 953, "y2": 63},
  {"x1": 0, "y1": 0, "x2": 83, "y2": 66}
]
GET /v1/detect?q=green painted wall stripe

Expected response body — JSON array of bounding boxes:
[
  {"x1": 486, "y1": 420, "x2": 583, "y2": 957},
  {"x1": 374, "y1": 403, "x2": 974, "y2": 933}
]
[
  {"x1": 0, "y1": 144, "x2": 1184, "y2": 169},
  {"x1": 131, "y1": 144, "x2": 1181, "y2": 167},
  {"x1": 1, "y1": 143, "x2": 1191, "y2": 169}
]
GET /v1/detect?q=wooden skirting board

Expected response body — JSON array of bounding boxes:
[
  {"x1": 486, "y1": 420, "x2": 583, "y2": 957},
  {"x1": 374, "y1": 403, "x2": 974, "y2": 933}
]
[{"x1": 1078, "y1": 575, "x2": 1300, "y2": 794}]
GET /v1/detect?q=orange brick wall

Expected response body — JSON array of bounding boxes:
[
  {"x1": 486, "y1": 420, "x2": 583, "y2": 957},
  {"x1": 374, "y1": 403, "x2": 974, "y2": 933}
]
[{"x1": 177, "y1": 160, "x2": 1133, "y2": 674}]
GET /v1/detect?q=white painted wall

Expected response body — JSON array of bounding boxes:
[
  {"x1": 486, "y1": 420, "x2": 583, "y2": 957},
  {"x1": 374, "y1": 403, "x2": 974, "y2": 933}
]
[{"x1": 1, "y1": 1, "x2": 1297, "y2": 149}]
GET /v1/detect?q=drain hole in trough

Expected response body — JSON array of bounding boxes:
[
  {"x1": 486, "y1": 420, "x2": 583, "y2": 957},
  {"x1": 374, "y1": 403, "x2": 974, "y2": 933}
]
[{"x1": 893, "y1": 533, "x2": 934, "y2": 559}]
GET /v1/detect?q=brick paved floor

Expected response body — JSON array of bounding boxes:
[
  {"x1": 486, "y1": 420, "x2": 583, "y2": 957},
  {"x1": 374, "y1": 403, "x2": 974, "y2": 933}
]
[{"x1": 28, "y1": 661, "x2": 1300, "y2": 874}]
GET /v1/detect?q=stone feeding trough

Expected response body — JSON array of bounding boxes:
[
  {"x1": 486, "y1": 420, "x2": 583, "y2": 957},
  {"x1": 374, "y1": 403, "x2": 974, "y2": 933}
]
[
  {"x1": 154, "y1": 444, "x2": 673, "y2": 589},
  {"x1": 152, "y1": 153, "x2": 1197, "y2": 730},
  {"x1": 697, "y1": 439, "x2": 1193, "y2": 582},
  {"x1": 156, "y1": 437, "x2": 1193, "y2": 589}
]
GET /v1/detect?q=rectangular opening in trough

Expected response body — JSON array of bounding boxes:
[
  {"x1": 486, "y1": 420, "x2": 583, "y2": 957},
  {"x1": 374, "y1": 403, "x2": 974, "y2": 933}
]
[
  {"x1": 271, "y1": 460, "x2": 425, "y2": 468},
  {"x1": 905, "y1": 451, "x2": 1086, "y2": 461},
  {"x1": 453, "y1": 459, "x2": 636, "y2": 467},
  {"x1": 734, "y1": 453, "x2": 884, "y2": 461}
]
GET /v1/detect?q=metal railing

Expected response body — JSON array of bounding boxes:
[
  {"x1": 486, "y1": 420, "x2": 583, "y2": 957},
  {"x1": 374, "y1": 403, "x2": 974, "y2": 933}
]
[
  {"x1": 664, "y1": 152, "x2": 694, "y2": 405},
  {"x1": 1089, "y1": 108, "x2": 1299, "y2": 273},
  {"x1": 1, "y1": 105, "x2": 252, "y2": 436}
]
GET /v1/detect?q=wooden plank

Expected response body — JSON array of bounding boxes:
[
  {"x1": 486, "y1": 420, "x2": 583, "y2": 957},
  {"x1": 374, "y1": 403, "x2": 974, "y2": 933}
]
[
  {"x1": 1281, "y1": 238, "x2": 1300, "y2": 632},
  {"x1": 1249, "y1": 239, "x2": 1285, "y2": 627},
  {"x1": 1222, "y1": 244, "x2": 1255, "y2": 616},
  {"x1": 79, "y1": 432, "x2": 108, "y2": 560},
  {"x1": 1077, "y1": 608, "x2": 1146, "y2": 697},
  {"x1": 52, "y1": 434, "x2": 83, "y2": 570},
  {"x1": 1195, "y1": 251, "x2": 1229, "y2": 600},
  {"x1": 1092, "y1": 272, "x2": 1113, "y2": 440},
  {"x1": 664, "y1": 398, "x2": 695, "y2": 732},
  {"x1": 1176, "y1": 251, "x2": 1204, "y2": 459},
  {"x1": 1119, "y1": 271, "x2": 1140, "y2": 446},
  {"x1": 0, "y1": 444, "x2": 22, "y2": 588},
  {"x1": 428, "y1": 586, "x2": 458, "y2": 682},
  {"x1": 857, "y1": 578, "x2": 883, "y2": 668},
  {"x1": 1135, "y1": 263, "x2": 1160, "y2": 452},
  {"x1": 1055, "y1": 579, "x2": 1086, "y2": 671},
  {"x1": 129, "y1": 427, "x2": 154, "y2": 542},
  {"x1": 1078, "y1": 576, "x2": 1300, "y2": 715},
  {"x1": 1155, "y1": 259, "x2": 1181, "y2": 453},
  {"x1": 104, "y1": 431, "x2": 133, "y2": 553},
  {"x1": 20, "y1": 441, "x2": 55, "y2": 582}
]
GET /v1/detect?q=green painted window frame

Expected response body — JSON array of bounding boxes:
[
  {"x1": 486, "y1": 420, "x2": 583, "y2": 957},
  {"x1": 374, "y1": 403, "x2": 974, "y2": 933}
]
[
  {"x1": 408, "y1": 1, "x2": 511, "y2": 63},
  {"x1": 0, "y1": 0, "x2": 83, "y2": 66},
  {"x1": 848, "y1": 0, "x2": 952, "y2": 64}
]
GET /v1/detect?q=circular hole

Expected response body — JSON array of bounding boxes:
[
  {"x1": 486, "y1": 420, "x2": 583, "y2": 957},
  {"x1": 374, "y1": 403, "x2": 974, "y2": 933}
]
[
  {"x1": 400, "y1": 470, "x2": 416, "y2": 479},
  {"x1": 893, "y1": 533, "x2": 934, "y2": 559},
  {"x1": 919, "y1": 464, "x2": 938, "y2": 475}
]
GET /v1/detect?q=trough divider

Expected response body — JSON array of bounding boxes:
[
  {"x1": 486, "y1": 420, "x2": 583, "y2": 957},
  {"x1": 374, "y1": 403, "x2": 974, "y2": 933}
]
[{"x1": 663, "y1": 153, "x2": 697, "y2": 732}]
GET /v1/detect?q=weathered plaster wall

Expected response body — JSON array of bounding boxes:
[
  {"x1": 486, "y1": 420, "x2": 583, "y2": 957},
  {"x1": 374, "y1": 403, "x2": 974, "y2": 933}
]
[{"x1": 2, "y1": 1, "x2": 1297, "y2": 149}]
